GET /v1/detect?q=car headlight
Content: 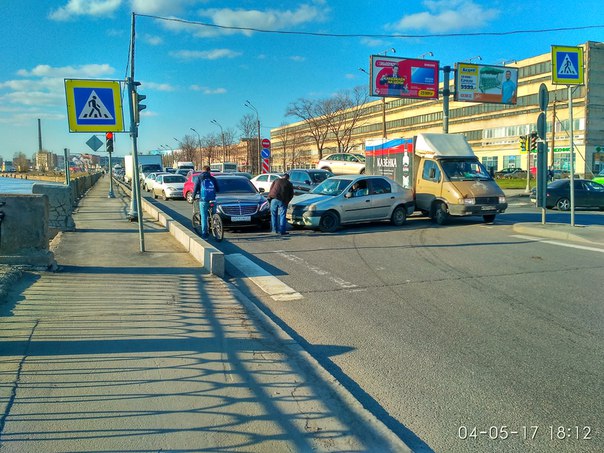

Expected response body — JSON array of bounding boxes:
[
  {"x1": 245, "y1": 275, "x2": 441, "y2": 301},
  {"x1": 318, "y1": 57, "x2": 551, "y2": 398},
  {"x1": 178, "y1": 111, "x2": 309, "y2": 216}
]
[
  {"x1": 306, "y1": 203, "x2": 317, "y2": 212},
  {"x1": 499, "y1": 196, "x2": 506, "y2": 204},
  {"x1": 460, "y1": 197, "x2": 475, "y2": 205},
  {"x1": 259, "y1": 200, "x2": 269, "y2": 211}
]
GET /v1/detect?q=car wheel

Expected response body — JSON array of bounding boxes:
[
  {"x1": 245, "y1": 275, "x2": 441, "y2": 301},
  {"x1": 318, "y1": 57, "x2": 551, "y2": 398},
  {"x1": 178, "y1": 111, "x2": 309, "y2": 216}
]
[
  {"x1": 321, "y1": 166, "x2": 332, "y2": 173},
  {"x1": 319, "y1": 211, "x2": 340, "y2": 232},
  {"x1": 391, "y1": 206, "x2": 407, "y2": 226},
  {"x1": 162, "y1": 191, "x2": 168, "y2": 201},
  {"x1": 432, "y1": 201, "x2": 448, "y2": 225},
  {"x1": 186, "y1": 191, "x2": 194, "y2": 204},
  {"x1": 360, "y1": 168, "x2": 365, "y2": 174},
  {"x1": 556, "y1": 197, "x2": 570, "y2": 211},
  {"x1": 483, "y1": 214, "x2": 496, "y2": 223}
]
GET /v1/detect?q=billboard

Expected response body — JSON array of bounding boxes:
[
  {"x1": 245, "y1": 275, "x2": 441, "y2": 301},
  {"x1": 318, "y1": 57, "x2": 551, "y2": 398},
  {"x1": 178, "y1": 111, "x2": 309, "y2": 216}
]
[
  {"x1": 365, "y1": 137, "x2": 414, "y2": 189},
  {"x1": 454, "y1": 63, "x2": 518, "y2": 105},
  {"x1": 370, "y1": 56, "x2": 439, "y2": 100}
]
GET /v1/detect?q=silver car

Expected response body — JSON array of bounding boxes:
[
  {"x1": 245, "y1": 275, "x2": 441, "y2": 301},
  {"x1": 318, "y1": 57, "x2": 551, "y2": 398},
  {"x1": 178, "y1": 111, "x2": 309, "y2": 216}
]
[
  {"x1": 287, "y1": 175, "x2": 414, "y2": 232},
  {"x1": 317, "y1": 153, "x2": 366, "y2": 175}
]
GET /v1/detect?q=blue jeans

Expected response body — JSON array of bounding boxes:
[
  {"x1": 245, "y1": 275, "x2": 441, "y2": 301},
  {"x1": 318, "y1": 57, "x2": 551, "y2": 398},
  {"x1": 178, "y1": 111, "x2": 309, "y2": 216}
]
[
  {"x1": 199, "y1": 201, "x2": 212, "y2": 236},
  {"x1": 270, "y1": 199, "x2": 288, "y2": 234}
]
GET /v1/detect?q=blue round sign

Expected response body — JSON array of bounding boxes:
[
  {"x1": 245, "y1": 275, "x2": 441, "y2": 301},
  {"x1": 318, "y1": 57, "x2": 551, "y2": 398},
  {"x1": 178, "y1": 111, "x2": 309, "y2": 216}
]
[{"x1": 261, "y1": 148, "x2": 270, "y2": 159}]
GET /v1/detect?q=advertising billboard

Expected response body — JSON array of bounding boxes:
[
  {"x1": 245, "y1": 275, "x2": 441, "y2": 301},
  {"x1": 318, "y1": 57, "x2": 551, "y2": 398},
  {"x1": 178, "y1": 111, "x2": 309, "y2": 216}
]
[
  {"x1": 370, "y1": 56, "x2": 439, "y2": 100},
  {"x1": 454, "y1": 63, "x2": 518, "y2": 105}
]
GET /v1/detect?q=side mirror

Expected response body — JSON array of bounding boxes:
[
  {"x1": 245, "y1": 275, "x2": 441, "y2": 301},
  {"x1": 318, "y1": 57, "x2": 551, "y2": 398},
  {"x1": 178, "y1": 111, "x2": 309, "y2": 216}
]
[{"x1": 259, "y1": 187, "x2": 265, "y2": 193}]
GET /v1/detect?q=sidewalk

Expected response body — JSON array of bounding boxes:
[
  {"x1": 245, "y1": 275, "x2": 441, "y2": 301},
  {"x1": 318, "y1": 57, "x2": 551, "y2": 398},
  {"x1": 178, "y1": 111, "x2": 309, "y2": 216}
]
[{"x1": 0, "y1": 177, "x2": 409, "y2": 452}]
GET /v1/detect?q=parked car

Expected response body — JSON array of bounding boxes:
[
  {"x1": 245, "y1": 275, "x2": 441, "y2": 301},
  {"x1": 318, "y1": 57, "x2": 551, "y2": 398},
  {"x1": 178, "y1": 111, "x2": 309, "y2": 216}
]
[
  {"x1": 286, "y1": 175, "x2": 414, "y2": 232},
  {"x1": 495, "y1": 167, "x2": 526, "y2": 178},
  {"x1": 175, "y1": 168, "x2": 192, "y2": 177},
  {"x1": 592, "y1": 168, "x2": 604, "y2": 185},
  {"x1": 530, "y1": 178, "x2": 604, "y2": 210},
  {"x1": 152, "y1": 174, "x2": 186, "y2": 200},
  {"x1": 143, "y1": 172, "x2": 169, "y2": 192},
  {"x1": 250, "y1": 173, "x2": 283, "y2": 193},
  {"x1": 288, "y1": 169, "x2": 333, "y2": 195},
  {"x1": 210, "y1": 175, "x2": 270, "y2": 229},
  {"x1": 316, "y1": 153, "x2": 365, "y2": 175}
]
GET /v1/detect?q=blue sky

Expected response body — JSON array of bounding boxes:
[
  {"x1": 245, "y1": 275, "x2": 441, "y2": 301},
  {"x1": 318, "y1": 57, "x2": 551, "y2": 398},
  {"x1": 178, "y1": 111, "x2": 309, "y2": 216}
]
[{"x1": 0, "y1": 0, "x2": 602, "y2": 162}]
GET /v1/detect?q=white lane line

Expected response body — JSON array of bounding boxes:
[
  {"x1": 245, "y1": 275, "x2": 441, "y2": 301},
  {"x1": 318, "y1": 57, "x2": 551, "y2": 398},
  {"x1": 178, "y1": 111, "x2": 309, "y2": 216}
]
[
  {"x1": 225, "y1": 253, "x2": 303, "y2": 301},
  {"x1": 511, "y1": 235, "x2": 604, "y2": 253},
  {"x1": 274, "y1": 250, "x2": 358, "y2": 289}
]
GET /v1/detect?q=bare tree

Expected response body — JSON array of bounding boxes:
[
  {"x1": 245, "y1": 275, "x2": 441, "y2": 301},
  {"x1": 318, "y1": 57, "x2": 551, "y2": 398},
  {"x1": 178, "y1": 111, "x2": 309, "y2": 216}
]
[
  {"x1": 286, "y1": 98, "x2": 332, "y2": 161},
  {"x1": 178, "y1": 134, "x2": 199, "y2": 164},
  {"x1": 239, "y1": 113, "x2": 260, "y2": 173},
  {"x1": 324, "y1": 86, "x2": 369, "y2": 153},
  {"x1": 201, "y1": 132, "x2": 220, "y2": 166},
  {"x1": 13, "y1": 152, "x2": 29, "y2": 172}
]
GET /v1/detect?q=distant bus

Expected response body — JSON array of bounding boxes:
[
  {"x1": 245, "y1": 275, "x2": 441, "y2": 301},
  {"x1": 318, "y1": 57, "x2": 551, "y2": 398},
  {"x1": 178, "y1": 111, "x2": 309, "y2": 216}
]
[{"x1": 210, "y1": 162, "x2": 238, "y2": 173}]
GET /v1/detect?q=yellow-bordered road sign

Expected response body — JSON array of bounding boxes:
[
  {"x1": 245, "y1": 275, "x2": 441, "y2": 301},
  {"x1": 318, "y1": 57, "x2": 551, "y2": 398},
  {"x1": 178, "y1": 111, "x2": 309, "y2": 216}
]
[
  {"x1": 64, "y1": 79, "x2": 124, "y2": 132},
  {"x1": 551, "y1": 45, "x2": 584, "y2": 85}
]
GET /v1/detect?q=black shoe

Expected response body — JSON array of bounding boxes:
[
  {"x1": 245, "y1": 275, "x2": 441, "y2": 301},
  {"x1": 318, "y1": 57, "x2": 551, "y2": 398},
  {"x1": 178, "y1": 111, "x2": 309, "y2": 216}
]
[{"x1": 280, "y1": 232, "x2": 289, "y2": 235}]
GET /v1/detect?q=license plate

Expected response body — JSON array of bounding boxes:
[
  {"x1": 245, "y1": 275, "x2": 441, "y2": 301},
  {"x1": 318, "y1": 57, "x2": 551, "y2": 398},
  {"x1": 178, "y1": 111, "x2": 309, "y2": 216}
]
[
  {"x1": 481, "y1": 206, "x2": 494, "y2": 211},
  {"x1": 231, "y1": 215, "x2": 251, "y2": 222}
]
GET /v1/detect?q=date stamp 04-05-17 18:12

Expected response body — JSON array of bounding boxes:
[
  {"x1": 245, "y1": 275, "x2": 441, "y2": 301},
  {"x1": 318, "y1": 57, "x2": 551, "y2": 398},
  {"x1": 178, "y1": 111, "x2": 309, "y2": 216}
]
[{"x1": 457, "y1": 425, "x2": 594, "y2": 442}]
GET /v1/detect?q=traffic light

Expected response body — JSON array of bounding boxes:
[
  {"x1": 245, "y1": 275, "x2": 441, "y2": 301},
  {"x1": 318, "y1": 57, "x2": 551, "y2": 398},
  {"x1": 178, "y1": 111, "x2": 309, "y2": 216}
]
[
  {"x1": 132, "y1": 81, "x2": 146, "y2": 124},
  {"x1": 530, "y1": 132, "x2": 538, "y2": 152},
  {"x1": 106, "y1": 132, "x2": 114, "y2": 153},
  {"x1": 519, "y1": 135, "x2": 526, "y2": 153}
]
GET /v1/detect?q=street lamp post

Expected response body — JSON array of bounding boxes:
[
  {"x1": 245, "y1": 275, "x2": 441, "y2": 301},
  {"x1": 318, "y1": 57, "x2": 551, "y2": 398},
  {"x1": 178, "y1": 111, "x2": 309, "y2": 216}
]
[
  {"x1": 211, "y1": 119, "x2": 226, "y2": 162},
  {"x1": 244, "y1": 100, "x2": 261, "y2": 174},
  {"x1": 190, "y1": 128, "x2": 205, "y2": 167}
]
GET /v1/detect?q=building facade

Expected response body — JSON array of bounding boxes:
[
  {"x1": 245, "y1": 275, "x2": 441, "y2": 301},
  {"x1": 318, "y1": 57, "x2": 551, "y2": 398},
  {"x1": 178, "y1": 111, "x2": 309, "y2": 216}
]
[{"x1": 271, "y1": 41, "x2": 604, "y2": 177}]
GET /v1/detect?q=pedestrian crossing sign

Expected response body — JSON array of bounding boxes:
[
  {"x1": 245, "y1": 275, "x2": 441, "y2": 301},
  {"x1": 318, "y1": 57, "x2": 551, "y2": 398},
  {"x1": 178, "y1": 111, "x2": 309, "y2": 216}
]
[
  {"x1": 64, "y1": 79, "x2": 124, "y2": 132},
  {"x1": 551, "y1": 45, "x2": 584, "y2": 85}
]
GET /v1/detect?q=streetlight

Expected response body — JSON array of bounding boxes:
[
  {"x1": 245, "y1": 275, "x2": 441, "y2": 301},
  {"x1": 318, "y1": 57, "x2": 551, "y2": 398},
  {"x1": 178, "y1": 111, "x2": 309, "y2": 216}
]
[
  {"x1": 419, "y1": 51, "x2": 434, "y2": 59},
  {"x1": 210, "y1": 119, "x2": 226, "y2": 162},
  {"x1": 244, "y1": 100, "x2": 261, "y2": 174},
  {"x1": 190, "y1": 128, "x2": 205, "y2": 166},
  {"x1": 466, "y1": 56, "x2": 482, "y2": 63}
]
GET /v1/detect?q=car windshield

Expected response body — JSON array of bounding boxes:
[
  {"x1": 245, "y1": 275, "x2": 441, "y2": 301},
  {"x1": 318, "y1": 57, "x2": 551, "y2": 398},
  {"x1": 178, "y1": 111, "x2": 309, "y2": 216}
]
[
  {"x1": 441, "y1": 159, "x2": 492, "y2": 181},
  {"x1": 311, "y1": 178, "x2": 354, "y2": 196},
  {"x1": 216, "y1": 177, "x2": 256, "y2": 193},
  {"x1": 163, "y1": 175, "x2": 185, "y2": 183},
  {"x1": 308, "y1": 171, "x2": 332, "y2": 183}
]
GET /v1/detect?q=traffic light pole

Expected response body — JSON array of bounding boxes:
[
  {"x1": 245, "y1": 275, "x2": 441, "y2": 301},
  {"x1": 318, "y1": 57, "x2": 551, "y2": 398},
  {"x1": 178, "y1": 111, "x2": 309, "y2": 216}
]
[{"x1": 127, "y1": 12, "x2": 145, "y2": 252}]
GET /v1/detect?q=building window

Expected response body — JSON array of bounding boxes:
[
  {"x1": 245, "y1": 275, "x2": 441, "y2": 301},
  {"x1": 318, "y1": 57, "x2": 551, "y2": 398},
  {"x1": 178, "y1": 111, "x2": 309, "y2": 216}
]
[
  {"x1": 503, "y1": 155, "x2": 522, "y2": 169},
  {"x1": 482, "y1": 156, "x2": 498, "y2": 173}
]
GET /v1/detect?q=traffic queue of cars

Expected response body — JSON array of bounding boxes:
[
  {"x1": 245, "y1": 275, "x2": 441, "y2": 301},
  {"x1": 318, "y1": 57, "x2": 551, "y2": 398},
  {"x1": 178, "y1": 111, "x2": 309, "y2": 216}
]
[{"x1": 125, "y1": 157, "x2": 604, "y2": 236}]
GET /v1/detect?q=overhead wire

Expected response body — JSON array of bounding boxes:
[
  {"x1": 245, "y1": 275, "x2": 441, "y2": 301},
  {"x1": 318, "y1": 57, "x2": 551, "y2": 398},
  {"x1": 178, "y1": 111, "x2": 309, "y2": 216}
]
[{"x1": 134, "y1": 13, "x2": 604, "y2": 39}]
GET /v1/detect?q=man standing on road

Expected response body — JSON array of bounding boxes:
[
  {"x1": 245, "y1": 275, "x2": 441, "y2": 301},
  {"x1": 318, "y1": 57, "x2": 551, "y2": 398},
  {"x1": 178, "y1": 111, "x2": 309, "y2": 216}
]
[
  {"x1": 267, "y1": 173, "x2": 294, "y2": 235},
  {"x1": 193, "y1": 166, "x2": 219, "y2": 239}
]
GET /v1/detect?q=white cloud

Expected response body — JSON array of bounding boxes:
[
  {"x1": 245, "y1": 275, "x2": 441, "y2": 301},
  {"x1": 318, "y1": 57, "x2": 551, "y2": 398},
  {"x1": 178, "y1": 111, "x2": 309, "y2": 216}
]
[
  {"x1": 142, "y1": 34, "x2": 163, "y2": 46},
  {"x1": 170, "y1": 49, "x2": 242, "y2": 60},
  {"x1": 17, "y1": 64, "x2": 115, "y2": 78},
  {"x1": 388, "y1": 0, "x2": 499, "y2": 33},
  {"x1": 49, "y1": 0, "x2": 122, "y2": 21},
  {"x1": 142, "y1": 81, "x2": 175, "y2": 91},
  {"x1": 289, "y1": 56, "x2": 306, "y2": 62},
  {"x1": 190, "y1": 85, "x2": 226, "y2": 95},
  {"x1": 186, "y1": 2, "x2": 329, "y2": 37},
  {"x1": 130, "y1": 0, "x2": 195, "y2": 16}
]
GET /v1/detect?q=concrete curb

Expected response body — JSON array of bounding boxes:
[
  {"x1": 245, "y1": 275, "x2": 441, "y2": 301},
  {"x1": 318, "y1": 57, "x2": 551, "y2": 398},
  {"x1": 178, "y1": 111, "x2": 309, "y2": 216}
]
[
  {"x1": 117, "y1": 180, "x2": 225, "y2": 277},
  {"x1": 0, "y1": 265, "x2": 23, "y2": 300}
]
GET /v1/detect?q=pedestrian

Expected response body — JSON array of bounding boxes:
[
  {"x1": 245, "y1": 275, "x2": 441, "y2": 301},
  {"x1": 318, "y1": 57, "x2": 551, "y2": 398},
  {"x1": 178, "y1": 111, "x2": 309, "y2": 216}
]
[
  {"x1": 548, "y1": 166, "x2": 555, "y2": 182},
  {"x1": 192, "y1": 166, "x2": 219, "y2": 240},
  {"x1": 267, "y1": 173, "x2": 294, "y2": 235}
]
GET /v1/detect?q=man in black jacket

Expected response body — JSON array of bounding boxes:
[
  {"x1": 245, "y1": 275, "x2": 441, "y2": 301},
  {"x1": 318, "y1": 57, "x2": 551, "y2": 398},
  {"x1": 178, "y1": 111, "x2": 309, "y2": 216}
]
[{"x1": 267, "y1": 173, "x2": 294, "y2": 235}]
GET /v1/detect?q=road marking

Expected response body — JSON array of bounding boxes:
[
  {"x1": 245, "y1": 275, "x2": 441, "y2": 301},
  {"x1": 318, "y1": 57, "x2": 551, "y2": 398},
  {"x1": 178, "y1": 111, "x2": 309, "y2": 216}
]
[
  {"x1": 274, "y1": 250, "x2": 358, "y2": 289},
  {"x1": 511, "y1": 235, "x2": 604, "y2": 253},
  {"x1": 225, "y1": 253, "x2": 303, "y2": 301}
]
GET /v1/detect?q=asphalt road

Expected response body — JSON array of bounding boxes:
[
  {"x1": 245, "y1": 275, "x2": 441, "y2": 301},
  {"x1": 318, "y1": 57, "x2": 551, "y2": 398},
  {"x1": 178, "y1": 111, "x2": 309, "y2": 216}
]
[{"x1": 148, "y1": 193, "x2": 603, "y2": 453}]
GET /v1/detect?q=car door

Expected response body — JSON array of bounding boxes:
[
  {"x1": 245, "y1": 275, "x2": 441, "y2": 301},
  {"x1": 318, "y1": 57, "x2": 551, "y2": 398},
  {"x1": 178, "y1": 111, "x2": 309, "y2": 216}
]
[
  {"x1": 368, "y1": 177, "x2": 395, "y2": 219},
  {"x1": 584, "y1": 180, "x2": 604, "y2": 207},
  {"x1": 574, "y1": 180, "x2": 590, "y2": 207},
  {"x1": 341, "y1": 178, "x2": 372, "y2": 223},
  {"x1": 289, "y1": 170, "x2": 304, "y2": 194}
]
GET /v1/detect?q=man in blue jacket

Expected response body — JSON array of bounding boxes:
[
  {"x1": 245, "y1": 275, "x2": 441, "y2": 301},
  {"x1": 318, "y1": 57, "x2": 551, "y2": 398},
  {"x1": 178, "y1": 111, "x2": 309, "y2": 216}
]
[{"x1": 193, "y1": 166, "x2": 219, "y2": 239}]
